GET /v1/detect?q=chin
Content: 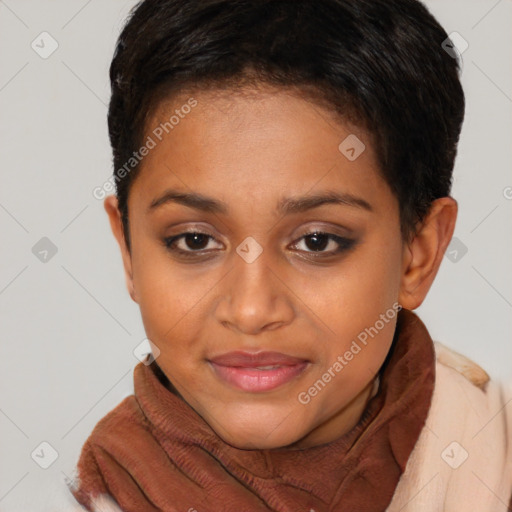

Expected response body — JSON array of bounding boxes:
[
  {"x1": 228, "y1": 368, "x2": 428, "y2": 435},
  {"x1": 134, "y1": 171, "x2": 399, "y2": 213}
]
[
  {"x1": 210, "y1": 416, "x2": 306, "y2": 450},
  {"x1": 220, "y1": 431, "x2": 295, "y2": 450}
]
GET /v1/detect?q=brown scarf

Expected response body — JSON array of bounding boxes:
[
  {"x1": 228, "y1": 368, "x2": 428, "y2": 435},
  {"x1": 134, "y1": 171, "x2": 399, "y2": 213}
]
[{"x1": 71, "y1": 308, "x2": 435, "y2": 511}]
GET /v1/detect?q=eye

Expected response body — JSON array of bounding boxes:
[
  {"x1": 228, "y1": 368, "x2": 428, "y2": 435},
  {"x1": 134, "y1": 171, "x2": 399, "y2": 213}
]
[
  {"x1": 163, "y1": 230, "x2": 356, "y2": 260},
  {"x1": 291, "y1": 231, "x2": 356, "y2": 256},
  {"x1": 163, "y1": 231, "x2": 222, "y2": 257}
]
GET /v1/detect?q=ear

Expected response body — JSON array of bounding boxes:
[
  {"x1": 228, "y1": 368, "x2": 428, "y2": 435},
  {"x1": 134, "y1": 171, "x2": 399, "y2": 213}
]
[
  {"x1": 398, "y1": 197, "x2": 458, "y2": 310},
  {"x1": 104, "y1": 195, "x2": 138, "y2": 303}
]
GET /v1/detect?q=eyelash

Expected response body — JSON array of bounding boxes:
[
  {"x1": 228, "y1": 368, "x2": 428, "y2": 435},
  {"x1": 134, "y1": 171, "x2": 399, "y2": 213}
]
[{"x1": 163, "y1": 230, "x2": 356, "y2": 259}]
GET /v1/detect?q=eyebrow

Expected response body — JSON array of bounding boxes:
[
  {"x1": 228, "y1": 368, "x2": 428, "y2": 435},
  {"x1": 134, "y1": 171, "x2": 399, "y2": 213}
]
[{"x1": 147, "y1": 189, "x2": 373, "y2": 215}]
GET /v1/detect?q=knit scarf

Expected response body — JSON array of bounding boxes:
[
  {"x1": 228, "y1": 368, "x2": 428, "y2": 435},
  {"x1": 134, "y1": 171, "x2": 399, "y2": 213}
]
[{"x1": 71, "y1": 308, "x2": 436, "y2": 511}]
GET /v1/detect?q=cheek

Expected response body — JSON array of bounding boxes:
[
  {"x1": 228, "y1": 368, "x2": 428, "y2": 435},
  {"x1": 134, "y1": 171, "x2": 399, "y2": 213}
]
[
  {"x1": 307, "y1": 242, "x2": 402, "y2": 332},
  {"x1": 359, "y1": 232, "x2": 403, "y2": 304},
  {"x1": 131, "y1": 255, "x2": 190, "y2": 347},
  {"x1": 132, "y1": 263, "x2": 217, "y2": 377},
  {"x1": 131, "y1": 241, "x2": 194, "y2": 319},
  {"x1": 301, "y1": 239, "x2": 401, "y2": 384},
  {"x1": 309, "y1": 308, "x2": 397, "y2": 419}
]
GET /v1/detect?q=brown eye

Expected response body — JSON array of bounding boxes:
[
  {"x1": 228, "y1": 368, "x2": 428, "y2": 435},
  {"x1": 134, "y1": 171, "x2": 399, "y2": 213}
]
[
  {"x1": 181, "y1": 233, "x2": 210, "y2": 250},
  {"x1": 303, "y1": 232, "x2": 330, "y2": 251},
  {"x1": 292, "y1": 231, "x2": 356, "y2": 255},
  {"x1": 164, "y1": 232, "x2": 222, "y2": 256}
]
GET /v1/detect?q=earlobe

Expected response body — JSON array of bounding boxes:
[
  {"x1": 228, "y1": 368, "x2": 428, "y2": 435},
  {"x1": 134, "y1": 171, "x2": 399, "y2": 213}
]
[
  {"x1": 398, "y1": 197, "x2": 458, "y2": 310},
  {"x1": 104, "y1": 195, "x2": 138, "y2": 304}
]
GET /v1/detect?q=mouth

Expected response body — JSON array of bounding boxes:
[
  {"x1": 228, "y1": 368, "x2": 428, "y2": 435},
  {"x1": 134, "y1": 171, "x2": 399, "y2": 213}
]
[{"x1": 208, "y1": 351, "x2": 310, "y2": 392}]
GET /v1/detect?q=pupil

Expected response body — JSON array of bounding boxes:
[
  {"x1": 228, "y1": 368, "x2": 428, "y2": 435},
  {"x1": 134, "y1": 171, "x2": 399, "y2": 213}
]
[
  {"x1": 305, "y1": 233, "x2": 328, "y2": 251},
  {"x1": 185, "y1": 233, "x2": 208, "y2": 250}
]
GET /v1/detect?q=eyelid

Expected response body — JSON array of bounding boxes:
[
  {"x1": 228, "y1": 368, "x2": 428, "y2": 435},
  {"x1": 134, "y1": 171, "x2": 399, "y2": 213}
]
[{"x1": 293, "y1": 224, "x2": 354, "y2": 238}]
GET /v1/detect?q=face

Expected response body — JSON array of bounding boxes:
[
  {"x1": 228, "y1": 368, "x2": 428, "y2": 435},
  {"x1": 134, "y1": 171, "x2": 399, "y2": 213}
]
[{"x1": 107, "y1": 85, "x2": 413, "y2": 450}]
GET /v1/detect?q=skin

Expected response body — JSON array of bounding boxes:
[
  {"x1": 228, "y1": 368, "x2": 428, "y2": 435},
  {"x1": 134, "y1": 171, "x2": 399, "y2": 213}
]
[{"x1": 104, "y1": 85, "x2": 457, "y2": 450}]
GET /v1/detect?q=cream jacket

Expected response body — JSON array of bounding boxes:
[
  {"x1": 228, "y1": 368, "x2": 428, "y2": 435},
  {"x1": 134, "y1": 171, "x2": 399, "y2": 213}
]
[{"x1": 387, "y1": 342, "x2": 512, "y2": 512}]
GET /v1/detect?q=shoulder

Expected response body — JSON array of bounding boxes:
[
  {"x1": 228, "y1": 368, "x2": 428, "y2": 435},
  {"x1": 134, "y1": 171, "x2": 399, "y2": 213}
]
[
  {"x1": 91, "y1": 394, "x2": 145, "y2": 432},
  {"x1": 433, "y1": 341, "x2": 490, "y2": 390},
  {"x1": 68, "y1": 395, "x2": 146, "y2": 511},
  {"x1": 74, "y1": 394, "x2": 150, "y2": 463},
  {"x1": 431, "y1": 342, "x2": 512, "y2": 437},
  {"x1": 387, "y1": 342, "x2": 512, "y2": 512},
  {"x1": 58, "y1": 484, "x2": 124, "y2": 512},
  {"x1": 75, "y1": 392, "x2": 155, "y2": 474}
]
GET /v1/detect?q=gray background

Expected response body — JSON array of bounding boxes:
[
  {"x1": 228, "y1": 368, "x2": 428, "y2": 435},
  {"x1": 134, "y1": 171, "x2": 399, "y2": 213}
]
[{"x1": 0, "y1": 0, "x2": 511, "y2": 510}]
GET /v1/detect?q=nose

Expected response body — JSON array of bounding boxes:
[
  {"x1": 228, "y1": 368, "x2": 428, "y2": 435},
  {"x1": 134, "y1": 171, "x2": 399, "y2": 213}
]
[{"x1": 214, "y1": 246, "x2": 295, "y2": 335}]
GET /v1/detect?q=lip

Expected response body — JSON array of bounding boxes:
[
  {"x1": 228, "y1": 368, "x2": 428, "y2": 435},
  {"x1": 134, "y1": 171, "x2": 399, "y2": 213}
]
[{"x1": 208, "y1": 351, "x2": 309, "y2": 392}]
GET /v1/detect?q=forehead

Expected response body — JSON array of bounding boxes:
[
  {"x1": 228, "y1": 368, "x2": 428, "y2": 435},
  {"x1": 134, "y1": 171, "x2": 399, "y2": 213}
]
[{"x1": 131, "y1": 85, "x2": 392, "y2": 215}]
